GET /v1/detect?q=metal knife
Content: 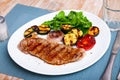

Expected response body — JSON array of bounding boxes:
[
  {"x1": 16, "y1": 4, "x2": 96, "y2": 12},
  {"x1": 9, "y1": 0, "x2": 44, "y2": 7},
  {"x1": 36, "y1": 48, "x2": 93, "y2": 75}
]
[
  {"x1": 101, "y1": 31, "x2": 120, "y2": 80},
  {"x1": 117, "y1": 72, "x2": 120, "y2": 80}
]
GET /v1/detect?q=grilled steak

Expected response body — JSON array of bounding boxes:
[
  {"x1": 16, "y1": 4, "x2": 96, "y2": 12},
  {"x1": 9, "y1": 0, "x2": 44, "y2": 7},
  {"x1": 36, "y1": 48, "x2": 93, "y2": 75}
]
[{"x1": 18, "y1": 37, "x2": 85, "y2": 65}]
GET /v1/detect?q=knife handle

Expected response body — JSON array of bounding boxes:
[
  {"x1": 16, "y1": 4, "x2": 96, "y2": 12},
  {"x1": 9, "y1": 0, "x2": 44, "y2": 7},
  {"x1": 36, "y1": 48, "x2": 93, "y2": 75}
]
[{"x1": 101, "y1": 54, "x2": 116, "y2": 80}]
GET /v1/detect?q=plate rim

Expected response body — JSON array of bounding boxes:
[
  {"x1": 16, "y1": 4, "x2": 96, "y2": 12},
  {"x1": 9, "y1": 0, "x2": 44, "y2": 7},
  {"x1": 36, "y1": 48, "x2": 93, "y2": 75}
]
[{"x1": 7, "y1": 10, "x2": 111, "y2": 75}]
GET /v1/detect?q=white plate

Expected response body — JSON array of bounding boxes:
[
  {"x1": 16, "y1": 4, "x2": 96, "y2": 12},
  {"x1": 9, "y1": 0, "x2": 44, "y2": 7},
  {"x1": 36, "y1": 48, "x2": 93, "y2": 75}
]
[{"x1": 7, "y1": 10, "x2": 111, "y2": 75}]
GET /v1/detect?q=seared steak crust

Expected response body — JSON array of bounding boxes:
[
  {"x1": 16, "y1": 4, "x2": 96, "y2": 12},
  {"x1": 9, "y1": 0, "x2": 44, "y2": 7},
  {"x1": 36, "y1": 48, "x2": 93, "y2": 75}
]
[{"x1": 18, "y1": 38, "x2": 85, "y2": 65}]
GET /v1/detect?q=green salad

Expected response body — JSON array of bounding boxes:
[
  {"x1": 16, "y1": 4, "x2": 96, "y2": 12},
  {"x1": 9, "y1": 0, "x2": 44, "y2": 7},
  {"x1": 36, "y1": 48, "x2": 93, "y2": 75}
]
[{"x1": 42, "y1": 11, "x2": 92, "y2": 35}]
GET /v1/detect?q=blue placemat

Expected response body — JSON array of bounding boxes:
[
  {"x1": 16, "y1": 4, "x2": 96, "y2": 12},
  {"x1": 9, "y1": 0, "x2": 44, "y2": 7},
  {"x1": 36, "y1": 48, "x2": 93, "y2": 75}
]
[{"x1": 0, "y1": 4, "x2": 119, "y2": 80}]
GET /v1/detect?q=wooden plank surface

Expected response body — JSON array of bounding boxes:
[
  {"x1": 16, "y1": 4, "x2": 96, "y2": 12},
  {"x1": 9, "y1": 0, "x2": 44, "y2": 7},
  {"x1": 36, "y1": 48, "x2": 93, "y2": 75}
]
[
  {"x1": 0, "y1": 0, "x2": 103, "y2": 17},
  {"x1": 0, "y1": 73, "x2": 23, "y2": 80},
  {"x1": 0, "y1": 0, "x2": 103, "y2": 79}
]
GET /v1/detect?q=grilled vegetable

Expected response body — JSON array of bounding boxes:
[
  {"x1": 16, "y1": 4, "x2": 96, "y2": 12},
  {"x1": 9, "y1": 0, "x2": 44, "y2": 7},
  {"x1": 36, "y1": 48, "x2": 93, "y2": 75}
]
[
  {"x1": 70, "y1": 28, "x2": 83, "y2": 38},
  {"x1": 47, "y1": 30, "x2": 64, "y2": 42},
  {"x1": 38, "y1": 25, "x2": 51, "y2": 34},
  {"x1": 88, "y1": 26, "x2": 99, "y2": 36},
  {"x1": 24, "y1": 27, "x2": 34, "y2": 38},
  {"x1": 77, "y1": 34, "x2": 96, "y2": 50},
  {"x1": 63, "y1": 33, "x2": 77, "y2": 46},
  {"x1": 61, "y1": 24, "x2": 72, "y2": 34},
  {"x1": 31, "y1": 25, "x2": 39, "y2": 32},
  {"x1": 42, "y1": 11, "x2": 92, "y2": 33}
]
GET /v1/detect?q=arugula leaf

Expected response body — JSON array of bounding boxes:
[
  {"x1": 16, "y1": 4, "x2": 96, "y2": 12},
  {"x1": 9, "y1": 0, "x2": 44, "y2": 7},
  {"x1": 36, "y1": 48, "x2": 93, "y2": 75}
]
[
  {"x1": 42, "y1": 10, "x2": 92, "y2": 35},
  {"x1": 53, "y1": 11, "x2": 68, "y2": 22}
]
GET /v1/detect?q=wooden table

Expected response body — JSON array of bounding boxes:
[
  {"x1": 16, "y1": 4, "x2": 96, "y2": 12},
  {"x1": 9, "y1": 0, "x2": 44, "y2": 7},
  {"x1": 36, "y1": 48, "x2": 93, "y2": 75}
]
[
  {"x1": 0, "y1": 0, "x2": 103, "y2": 17},
  {"x1": 0, "y1": 0, "x2": 103, "y2": 80}
]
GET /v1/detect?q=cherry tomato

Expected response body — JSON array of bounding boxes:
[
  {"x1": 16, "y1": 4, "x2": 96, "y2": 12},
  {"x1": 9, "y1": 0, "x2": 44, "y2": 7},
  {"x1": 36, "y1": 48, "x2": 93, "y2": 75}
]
[{"x1": 76, "y1": 34, "x2": 96, "y2": 51}]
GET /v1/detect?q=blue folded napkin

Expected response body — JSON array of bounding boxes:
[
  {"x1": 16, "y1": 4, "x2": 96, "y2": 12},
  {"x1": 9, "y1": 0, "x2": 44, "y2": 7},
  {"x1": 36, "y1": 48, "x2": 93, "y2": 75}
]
[{"x1": 0, "y1": 4, "x2": 119, "y2": 80}]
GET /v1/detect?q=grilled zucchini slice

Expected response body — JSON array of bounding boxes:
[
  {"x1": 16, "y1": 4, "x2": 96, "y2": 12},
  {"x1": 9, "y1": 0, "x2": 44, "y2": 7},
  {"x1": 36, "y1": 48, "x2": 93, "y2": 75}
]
[
  {"x1": 24, "y1": 27, "x2": 34, "y2": 38},
  {"x1": 70, "y1": 28, "x2": 83, "y2": 38},
  {"x1": 38, "y1": 25, "x2": 51, "y2": 34},
  {"x1": 63, "y1": 33, "x2": 77, "y2": 46},
  {"x1": 61, "y1": 24, "x2": 72, "y2": 34}
]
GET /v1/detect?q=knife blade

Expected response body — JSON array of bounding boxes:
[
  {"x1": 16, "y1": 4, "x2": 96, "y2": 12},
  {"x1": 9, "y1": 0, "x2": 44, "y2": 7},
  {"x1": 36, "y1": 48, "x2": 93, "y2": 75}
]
[{"x1": 101, "y1": 31, "x2": 120, "y2": 80}]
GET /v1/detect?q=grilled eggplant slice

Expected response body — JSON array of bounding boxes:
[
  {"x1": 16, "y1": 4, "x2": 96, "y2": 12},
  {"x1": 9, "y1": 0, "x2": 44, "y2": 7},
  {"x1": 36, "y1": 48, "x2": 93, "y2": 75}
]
[
  {"x1": 88, "y1": 26, "x2": 99, "y2": 36},
  {"x1": 24, "y1": 27, "x2": 34, "y2": 38},
  {"x1": 70, "y1": 28, "x2": 83, "y2": 38},
  {"x1": 38, "y1": 25, "x2": 51, "y2": 34},
  {"x1": 31, "y1": 25, "x2": 39, "y2": 32},
  {"x1": 61, "y1": 24, "x2": 72, "y2": 34},
  {"x1": 63, "y1": 33, "x2": 77, "y2": 46}
]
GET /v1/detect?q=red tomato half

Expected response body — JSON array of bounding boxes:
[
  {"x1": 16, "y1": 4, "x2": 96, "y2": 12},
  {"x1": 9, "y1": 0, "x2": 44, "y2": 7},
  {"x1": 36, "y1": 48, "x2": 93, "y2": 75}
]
[{"x1": 77, "y1": 34, "x2": 96, "y2": 51}]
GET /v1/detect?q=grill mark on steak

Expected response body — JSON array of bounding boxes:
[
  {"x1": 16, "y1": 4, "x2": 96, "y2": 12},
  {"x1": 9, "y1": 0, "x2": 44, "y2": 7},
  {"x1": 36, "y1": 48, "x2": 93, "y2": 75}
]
[
  {"x1": 53, "y1": 46, "x2": 67, "y2": 64},
  {"x1": 46, "y1": 45, "x2": 61, "y2": 61},
  {"x1": 35, "y1": 41, "x2": 49, "y2": 58},
  {"x1": 50, "y1": 45, "x2": 65, "y2": 61},
  {"x1": 18, "y1": 38, "x2": 28, "y2": 53},
  {"x1": 43, "y1": 44, "x2": 59, "y2": 62},
  {"x1": 18, "y1": 37, "x2": 85, "y2": 65},
  {"x1": 28, "y1": 38, "x2": 44, "y2": 56},
  {"x1": 61, "y1": 47, "x2": 72, "y2": 61},
  {"x1": 27, "y1": 38, "x2": 39, "y2": 51},
  {"x1": 68, "y1": 49, "x2": 80, "y2": 60}
]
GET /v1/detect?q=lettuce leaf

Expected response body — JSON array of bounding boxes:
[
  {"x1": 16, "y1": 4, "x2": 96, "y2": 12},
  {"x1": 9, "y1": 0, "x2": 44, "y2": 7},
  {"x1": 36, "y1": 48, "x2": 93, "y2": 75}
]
[{"x1": 42, "y1": 11, "x2": 92, "y2": 34}]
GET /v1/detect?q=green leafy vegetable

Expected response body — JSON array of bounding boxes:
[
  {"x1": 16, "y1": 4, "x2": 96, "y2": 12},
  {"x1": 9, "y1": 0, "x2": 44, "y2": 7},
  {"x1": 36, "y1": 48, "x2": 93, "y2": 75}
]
[{"x1": 42, "y1": 11, "x2": 92, "y2": 35}]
